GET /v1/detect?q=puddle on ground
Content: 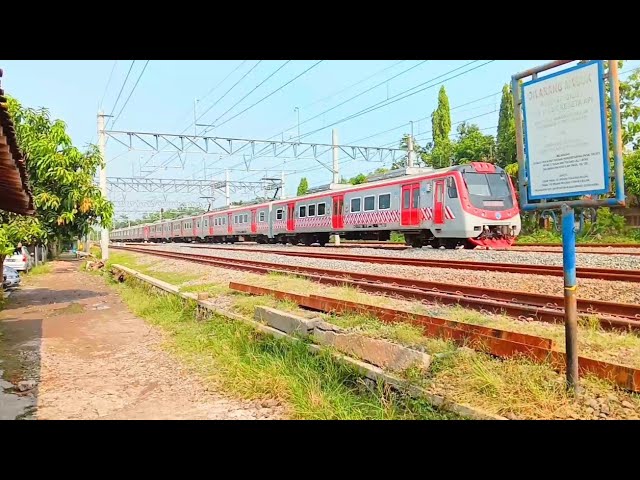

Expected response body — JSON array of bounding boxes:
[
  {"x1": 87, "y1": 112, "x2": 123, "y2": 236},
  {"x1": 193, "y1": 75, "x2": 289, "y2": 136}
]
[{"x1": 0, "y1": 374, "x2": 36, "y2": 420}]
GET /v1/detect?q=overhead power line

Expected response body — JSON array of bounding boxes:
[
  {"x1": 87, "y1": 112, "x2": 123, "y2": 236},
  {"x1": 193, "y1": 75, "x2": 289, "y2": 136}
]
[
  {"x1": 106, "y1": 60, "x2": 136, "y2": 127},
  {"x1": 200, "y1": 60, "x2": 324, "y2": 135},
  {"x1": 206, "y1": 61, "x2": 291, "y2": 128},
  {"x1": 281, "y1": 60, "x2": 429, "y2": 140},
  {"x1": 111, "y1": 60, "x2": 151, "y2": 128},
  {"x1": 194, "y1": 60, "x2": 264, "y2": 134},
  {"x1": 150, "y1": 61, "x2": 264, "y2": 174},
  {"x1": 99, "y1": 60, "x2": 118, "y2": 110},
  {"x1": 298, "y1": 60, "x2": 406, "y2": 111},
  {"x1": 258, "y1": 60, "x2": 428, "y2": 145},
  {"x1": 297, "y1": 60, "x2": 494, "y2": 140}
]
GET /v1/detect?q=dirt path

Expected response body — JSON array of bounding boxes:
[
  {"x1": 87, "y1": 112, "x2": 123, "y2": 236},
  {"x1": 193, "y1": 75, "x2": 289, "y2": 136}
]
[{"x1": 0, "y1": 258, "x2": 285, "y2": 420}]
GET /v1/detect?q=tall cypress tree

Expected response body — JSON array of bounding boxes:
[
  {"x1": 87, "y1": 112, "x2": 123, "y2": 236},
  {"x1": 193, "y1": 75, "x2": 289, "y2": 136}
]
[
  {"x1": 430, "y1": 86, "x2": 453, "y2": 168},
  {"x1": 496, "y1": 84, "x2": 517, "y2": 168},
  {"x1": 297, "y1": 177, "x2": 309, "y2": 196}
]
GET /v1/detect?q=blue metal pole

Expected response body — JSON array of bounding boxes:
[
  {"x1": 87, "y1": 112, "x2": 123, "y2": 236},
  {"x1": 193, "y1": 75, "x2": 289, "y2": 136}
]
[{"x1": 561, "y1": 204, "x2": 579, "y2": 391}]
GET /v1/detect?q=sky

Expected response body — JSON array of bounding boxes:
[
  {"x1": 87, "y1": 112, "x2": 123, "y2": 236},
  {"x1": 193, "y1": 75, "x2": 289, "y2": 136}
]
[{"x1": 2, "y1": 59, "x2": 638, "y2": 220}]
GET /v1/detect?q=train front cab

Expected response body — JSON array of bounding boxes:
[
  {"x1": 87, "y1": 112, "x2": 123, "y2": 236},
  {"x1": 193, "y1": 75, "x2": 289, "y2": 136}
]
[{"x1": 455, "y1": 162, "x2": 521, "y2": 248}]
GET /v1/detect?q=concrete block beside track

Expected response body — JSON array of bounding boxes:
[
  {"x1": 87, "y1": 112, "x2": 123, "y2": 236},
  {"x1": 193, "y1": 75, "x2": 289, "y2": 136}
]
[
  {"x1": 254, "y1": 306, "x2": 318, "y2": 336},
  {"x1": 312, "y1": 322, "x2": 431, "y2": 373}
]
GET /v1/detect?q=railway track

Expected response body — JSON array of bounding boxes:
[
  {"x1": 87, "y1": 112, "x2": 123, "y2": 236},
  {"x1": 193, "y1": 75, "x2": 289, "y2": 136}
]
[
  {"x1": 517, "y1": 242, "x2": 640, "y2": 248},
  {"x1": 112, "y1": 245, "x2": 640, "y2": 331},
  {"x1": 177, "y1": 244, "x2": 640, "y2": 283}
]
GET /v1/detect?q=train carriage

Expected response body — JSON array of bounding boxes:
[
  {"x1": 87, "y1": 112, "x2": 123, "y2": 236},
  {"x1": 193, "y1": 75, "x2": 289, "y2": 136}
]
[{"x1": 110, "y1": 161, "x2": 521, "y2": 249}]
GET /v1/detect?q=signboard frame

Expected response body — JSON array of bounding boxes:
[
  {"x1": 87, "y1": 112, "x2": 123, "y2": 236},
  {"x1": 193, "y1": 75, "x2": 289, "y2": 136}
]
[
  {"x1": 521, "y1": 60, "x2": 610, "y2": 201},
  {"x1": 512, "y1": 60, "x2": 625, "y2": 213},
  {"x1": 512, "y1": 60, "x2": 625, "y2": 393}
]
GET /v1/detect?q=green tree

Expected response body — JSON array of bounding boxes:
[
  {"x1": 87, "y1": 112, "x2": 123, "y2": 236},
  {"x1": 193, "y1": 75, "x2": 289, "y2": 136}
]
[
  {"x1": 624, "y1": 150, "x2": 640, "y2": 201},
  {"x1": 429, "y1": 86, "x2": 453, "y2": 168},
  {"x1": 6, "y1": 97, "x2": 113, "y2": 256},
  {"x1": 496, "y1": 84, "x2": 517, "y2": 168},
  {"x1": 297, "y1": 177, "x2": 309, "y2": 196},
  {"x1": 453, "y1": 122, "x2": 495, "y2": 164}
]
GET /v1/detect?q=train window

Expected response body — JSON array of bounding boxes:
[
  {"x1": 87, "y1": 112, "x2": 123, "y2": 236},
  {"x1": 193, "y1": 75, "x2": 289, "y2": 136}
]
[
  {"x1": 197, "y1": 221, "x2": 200, "y2": 228},
  {"x1": 378, "y1": 193, "x2": 391, "y2": 210},
  {"x1": 244, "y1": 214, "x2": 248, "y2": 223},
  {"x1": 308, "y1": 204, "x2": 316, "y2": 217},
  {"x1": 403, "y1": 190, "x2": 410, "y2": 209},
  {"x1": 317, "y1": 203, "x2": 326, "y2": 216},
  {"x1": 351, "y1": 198, "x2": 361, "y2": 212},
  {"x1": 299, "y1": 205, "x2": 307, "y2": 218},
  {"x1": 447, "y1": 177, "x2": 458, "y2": 198},
  {"x1": 222, "y1": 217, "x2": 226, "y2": 225},
  {"x1": 412, "y1": 188, "x2": 420, "y2": 208},
  {"x1": 276, "y1": 209, "x2": 284, "y2": 220},
  {"x1": 204, "y1": 219, "x2": 208, "y2": 227},
  {"x1": 364, "y1": 196, "x2": 375, "y2": 211},
  {"x1": 259, "y1": 211, "x2": 265, "y2": 222}
]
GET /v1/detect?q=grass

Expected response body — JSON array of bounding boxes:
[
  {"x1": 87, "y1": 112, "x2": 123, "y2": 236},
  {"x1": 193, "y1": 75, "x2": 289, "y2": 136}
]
[
  {"x1": 105, "y1": 251, "x2": 200, "y2": 286},
  {"x1": 516, "y1": 230, "x2": 640, "y2": 245},
  {"x1": 328, "y1": 310, "x2": 640, "y2": 419},
  {"x1": 113, "y1": 277, "x2": 457, "y2": 420},
  {"x1": 101, "y1": 254, "x2": 640, "y2": 419},
  {"x1": 180, "y1": 283, "x2": 230, "y2": 296},
  {"x1": 26, "y1": 263, "x2": 53, "y2": 276}
]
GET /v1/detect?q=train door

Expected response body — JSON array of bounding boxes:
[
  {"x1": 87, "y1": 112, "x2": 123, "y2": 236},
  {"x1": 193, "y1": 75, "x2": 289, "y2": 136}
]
[
  {"x1": 193, "y1": 218, "x2": 198, "y2": 238},
  {"x1": 331, "y1": 195, "x2": 344, "y2": 229},
  {"x1": 227, "y1": 213, "x2": 233, "y2": 234},
  {"x1": 286, "y1": 202, "x2": 296, "y2": 231},
  {"x1": 433, "y1": 179, "x2": 445, "y2": 225},
  {"x1": 251, "y1": 209, "x2": 257, "y2": 233},
  {"x1": 401, "y1": 183, "x2": 420, "y2": 226}
]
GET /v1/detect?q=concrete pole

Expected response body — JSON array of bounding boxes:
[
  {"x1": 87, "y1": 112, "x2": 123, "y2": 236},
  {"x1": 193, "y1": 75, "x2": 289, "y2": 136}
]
[
  {"x1": 98, "y1": 111, "x2": 109, "y2": 261},
  {"x1": 225, "y1": 169, "x2": 231, "y2": 206},
  {"x1": 332, "y1": 129, "x2": 339, "y2": 184}
]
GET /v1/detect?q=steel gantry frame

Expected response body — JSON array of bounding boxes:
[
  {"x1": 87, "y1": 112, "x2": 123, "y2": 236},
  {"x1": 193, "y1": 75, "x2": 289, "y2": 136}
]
[
  {"x1": 98, "y1": 121, "x2": 412, "y2": 260},
  {"x1": 107, "y1": 177, "x2": 281, "y2": 195},
  {"x1": 103, "y1": 129, "x2": 408, "y2": 174}
]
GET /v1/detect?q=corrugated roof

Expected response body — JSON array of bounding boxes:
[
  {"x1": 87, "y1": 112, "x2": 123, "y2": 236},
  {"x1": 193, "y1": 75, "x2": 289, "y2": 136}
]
[{"x1": 0, "y1": 68, "x2": 35, "y2": 216}]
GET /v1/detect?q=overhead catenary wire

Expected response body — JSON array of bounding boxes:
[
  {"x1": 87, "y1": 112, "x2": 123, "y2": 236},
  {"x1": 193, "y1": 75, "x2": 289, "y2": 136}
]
[
  {"x1": 136, "y1": 61, "x2": 250, "y2": 170},
  {"x1": 244, "y1": 60, "x2": 464, "y2": 160},
  {"x1": 276, "y1": 60, "x2": 430, "y2": 141},
  {"x1": 216, "y1": 63, "x2": 499, "y2": 185},
  {"x1": 110, "y1": 60, "x2": 151, "y2": 129},
  {"x1": 206, "y1": 60, "x2": 291, "y2": 128},
  {"x1": 99, "y1": 60, "x2": 118, "y2": 110},
  {"x1": 296, "y1": 60, "x2": 494, "y2": 141},
  {"x1": 193, "y1": 60, "x2": 264, "y2": 135},
  {"x1": 298, "y1": 60, "x2": 406, "y2": 111},
  {"x1": 149, "y1": 61, "x2": 265, "y2": 174},
  {"x1": 106, "y1": 60, "x2": 136, "y2": 128},
  {"x1": 199, "y1": 60, "x2": 325, "y2": 135}
]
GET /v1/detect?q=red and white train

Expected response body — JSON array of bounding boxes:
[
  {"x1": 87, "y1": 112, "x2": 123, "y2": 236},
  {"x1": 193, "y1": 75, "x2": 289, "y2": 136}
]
[{"x1": 111, "y1": 162, "x2": 521, "y2": 249}]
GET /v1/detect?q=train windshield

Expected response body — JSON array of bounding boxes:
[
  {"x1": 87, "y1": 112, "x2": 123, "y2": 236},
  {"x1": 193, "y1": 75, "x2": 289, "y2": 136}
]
[{"x1": 463, "y1": 172, "x2": 513, "y2": 210}]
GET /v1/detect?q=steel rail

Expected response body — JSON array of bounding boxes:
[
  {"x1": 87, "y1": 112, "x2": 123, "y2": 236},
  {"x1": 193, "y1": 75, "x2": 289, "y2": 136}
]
[{"x1": 113, "y1": 245, "x2": 640, "y2": 331}]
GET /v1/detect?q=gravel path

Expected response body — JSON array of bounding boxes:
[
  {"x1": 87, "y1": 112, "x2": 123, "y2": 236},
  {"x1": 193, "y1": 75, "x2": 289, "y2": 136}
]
[
  {"x1": 0, "y1": 259, "x2": 285, "y2": 420},
  {"x1": 122, "y1": 244, "x2": 640, "y2": 304}
]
